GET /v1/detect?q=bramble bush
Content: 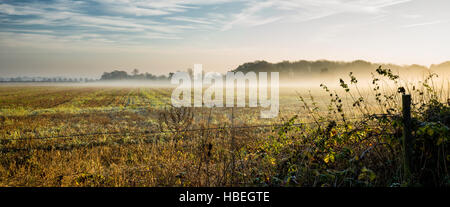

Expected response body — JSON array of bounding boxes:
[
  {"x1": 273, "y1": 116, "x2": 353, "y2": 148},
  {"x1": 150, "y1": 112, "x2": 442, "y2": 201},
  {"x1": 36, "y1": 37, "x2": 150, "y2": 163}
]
[{"x1": 259, "y1": 67, "x2": 449, "y2": 187}]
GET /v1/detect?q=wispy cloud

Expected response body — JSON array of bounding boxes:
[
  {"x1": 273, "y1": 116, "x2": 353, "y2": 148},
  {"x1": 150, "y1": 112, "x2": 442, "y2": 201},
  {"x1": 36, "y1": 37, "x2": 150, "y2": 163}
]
[
  {"x1": 402, "y1": 20, "x2": 443, "y2": 28},
  {"x1": 221, "y1": 0, "x2": 414, "y2": 30},
  {"x1": 0, "y1": 0, "x2": 240, "y2": 44},
  {"x1": 165, "y1": 16, "x2": 213, "y2": 25}
]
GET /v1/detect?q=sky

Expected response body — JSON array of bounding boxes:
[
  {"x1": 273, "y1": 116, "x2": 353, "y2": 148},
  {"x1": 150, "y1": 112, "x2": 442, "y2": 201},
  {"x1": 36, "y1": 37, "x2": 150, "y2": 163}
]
[{"x1": 0, "y1": 0, "x2": 449, "y2": 78}]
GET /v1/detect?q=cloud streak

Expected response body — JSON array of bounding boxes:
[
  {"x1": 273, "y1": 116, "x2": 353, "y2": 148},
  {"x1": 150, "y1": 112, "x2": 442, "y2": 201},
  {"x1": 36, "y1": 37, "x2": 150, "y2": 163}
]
[
  {"x1": 221, "y1": 0, "x2": 414, "y2": 30},
  {"x1": 402, "y1": 20, "x2": 443, "y2": 28}
]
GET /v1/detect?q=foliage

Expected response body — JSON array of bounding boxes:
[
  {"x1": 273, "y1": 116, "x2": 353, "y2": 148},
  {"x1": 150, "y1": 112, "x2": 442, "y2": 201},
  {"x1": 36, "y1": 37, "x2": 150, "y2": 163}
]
[{"x1": 261, "y1": 66, "x2": 449, "y2": 186}]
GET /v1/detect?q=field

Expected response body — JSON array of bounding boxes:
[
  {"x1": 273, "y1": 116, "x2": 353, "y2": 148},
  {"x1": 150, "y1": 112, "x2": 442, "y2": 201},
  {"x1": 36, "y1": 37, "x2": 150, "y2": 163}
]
[{"x1": 0, "y1": 69, "x2": 449, "y2": 187}]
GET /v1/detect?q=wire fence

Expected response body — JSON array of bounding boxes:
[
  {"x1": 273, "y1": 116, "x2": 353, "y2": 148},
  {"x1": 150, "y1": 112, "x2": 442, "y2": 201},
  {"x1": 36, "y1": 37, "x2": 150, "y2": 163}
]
[
  {"x1": 2, "y1": 123, "x2": 307, "y2": 141},
  {"x1": 0, "y1": 109, "x2": 399, "y2": 154},
  {"x1": 0, "y1": 115, "x2": 386, "y2": 142}
]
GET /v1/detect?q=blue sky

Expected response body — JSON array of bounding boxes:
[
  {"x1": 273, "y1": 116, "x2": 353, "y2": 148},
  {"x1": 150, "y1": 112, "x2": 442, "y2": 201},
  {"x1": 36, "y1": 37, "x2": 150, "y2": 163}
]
[{"x1": 0, "y1": 0, "x2": 449, "y2": 77}]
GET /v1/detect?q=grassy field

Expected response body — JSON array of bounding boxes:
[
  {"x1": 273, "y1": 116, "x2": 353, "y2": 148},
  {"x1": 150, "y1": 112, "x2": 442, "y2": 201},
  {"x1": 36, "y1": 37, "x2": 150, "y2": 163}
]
[{"x1": 0, "y1": 69, "x2": 448, "y2": 186}]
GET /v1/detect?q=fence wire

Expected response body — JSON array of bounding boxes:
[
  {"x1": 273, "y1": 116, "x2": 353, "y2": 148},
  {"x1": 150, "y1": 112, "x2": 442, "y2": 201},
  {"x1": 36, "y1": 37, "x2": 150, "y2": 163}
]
[{"x1": 1, "y1": 116, "x2": 381, "y2": 142}]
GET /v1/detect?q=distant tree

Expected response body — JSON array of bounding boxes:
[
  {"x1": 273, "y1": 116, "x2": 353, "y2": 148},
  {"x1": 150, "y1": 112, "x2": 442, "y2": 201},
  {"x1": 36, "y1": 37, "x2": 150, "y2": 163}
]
[
  {"x1": 101, "y1": 70, "x2": 129, "y2": 80},
  {"x1": 101, "y1": 72, "x2": 111, "y2": 80},
  {"x1": 431, "y1": 61, "x2": 450, "y2": 72},
  {"x1": 144, "y1": 72, "x2": 154, "y2": 80},
  {"x1": 132, "y1": 69, "x2": 139, "y2": 77}
]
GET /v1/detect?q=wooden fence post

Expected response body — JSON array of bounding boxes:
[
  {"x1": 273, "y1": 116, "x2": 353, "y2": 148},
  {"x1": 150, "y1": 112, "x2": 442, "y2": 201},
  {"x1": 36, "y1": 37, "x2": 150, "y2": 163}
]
[{"x1": 402, "y1": 94, "x2": 412, "y2": 183}]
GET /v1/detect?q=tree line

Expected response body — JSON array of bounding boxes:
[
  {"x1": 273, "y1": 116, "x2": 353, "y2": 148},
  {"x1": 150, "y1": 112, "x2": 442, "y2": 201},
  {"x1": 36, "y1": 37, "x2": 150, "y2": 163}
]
[
  {"x1": 100, "y1": 69, "x2": 173, "y2": 81},
  {"x1": 0, "y1": 77, "x2": 94, "y2": 82},
  {"x1": 2, "y1": 60, "x2": 448, "y2": 83},
  {"x1": 233, "y1": 60, "x2": 450, "y2": 79}
]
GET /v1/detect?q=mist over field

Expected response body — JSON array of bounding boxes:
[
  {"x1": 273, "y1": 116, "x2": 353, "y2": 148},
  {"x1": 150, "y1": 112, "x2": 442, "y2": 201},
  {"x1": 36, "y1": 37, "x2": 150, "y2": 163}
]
[{"x1": 2, "y1": 59, "x2": 448, "y2": 90}]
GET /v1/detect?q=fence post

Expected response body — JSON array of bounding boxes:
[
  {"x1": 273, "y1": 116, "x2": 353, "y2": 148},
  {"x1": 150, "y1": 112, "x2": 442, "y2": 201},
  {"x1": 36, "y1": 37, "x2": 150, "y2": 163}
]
[{"x1": 402, "y1": 94, "x2": 412, "y2": 183}]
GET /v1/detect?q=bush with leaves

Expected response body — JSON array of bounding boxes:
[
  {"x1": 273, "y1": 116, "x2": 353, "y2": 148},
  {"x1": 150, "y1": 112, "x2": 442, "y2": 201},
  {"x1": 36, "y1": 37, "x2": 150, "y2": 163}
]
[{"x1": 262, "y1": 66, "x2": 449, "y2": 187}]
